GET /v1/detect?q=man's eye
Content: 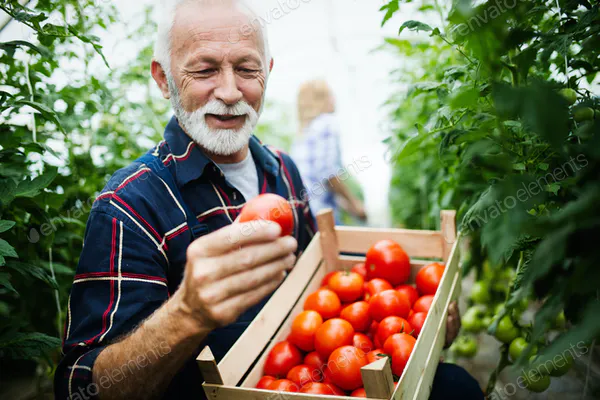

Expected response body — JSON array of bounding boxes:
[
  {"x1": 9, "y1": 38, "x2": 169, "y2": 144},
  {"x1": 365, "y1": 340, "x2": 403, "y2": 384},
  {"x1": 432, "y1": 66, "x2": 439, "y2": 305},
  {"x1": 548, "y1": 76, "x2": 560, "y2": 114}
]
[
  {"x1": 239, "y1": 68, "x2": 258, "y2": 74},
  {"x1": 198, "y1": 69, "x2": 216, "y2": 75}
]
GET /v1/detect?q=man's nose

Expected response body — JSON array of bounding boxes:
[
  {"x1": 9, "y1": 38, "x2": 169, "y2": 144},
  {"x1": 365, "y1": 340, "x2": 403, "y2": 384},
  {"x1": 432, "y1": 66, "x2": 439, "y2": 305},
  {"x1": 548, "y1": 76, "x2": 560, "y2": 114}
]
[{"x1": 214, "y1": 68, "x2": 243, "y2": 106}]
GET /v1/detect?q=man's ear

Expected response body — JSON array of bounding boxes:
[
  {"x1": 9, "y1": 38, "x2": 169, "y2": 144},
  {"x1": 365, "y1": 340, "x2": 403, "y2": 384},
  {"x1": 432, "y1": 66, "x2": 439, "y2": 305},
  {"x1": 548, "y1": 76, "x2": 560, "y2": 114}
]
[
  {"x1": 269, "y1": 58, "x2": 274, "y2": 73},
  {"x1": 151, "y1": 60, "x2": 171, "y2": 99}
]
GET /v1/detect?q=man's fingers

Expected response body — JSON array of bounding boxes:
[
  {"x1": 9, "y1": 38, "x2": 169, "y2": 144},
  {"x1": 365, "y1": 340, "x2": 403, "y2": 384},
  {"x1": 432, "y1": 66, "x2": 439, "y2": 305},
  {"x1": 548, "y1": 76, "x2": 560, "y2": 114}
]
[
  {"x1": 211, "y1": 235, "x2": 297, "y2": 279},
  {"x1": 188, "y1": 220, "x2": 282, "y2": 258},
  {"x1": 199, "y1": 253, "x2": 296, "y2": 305}
]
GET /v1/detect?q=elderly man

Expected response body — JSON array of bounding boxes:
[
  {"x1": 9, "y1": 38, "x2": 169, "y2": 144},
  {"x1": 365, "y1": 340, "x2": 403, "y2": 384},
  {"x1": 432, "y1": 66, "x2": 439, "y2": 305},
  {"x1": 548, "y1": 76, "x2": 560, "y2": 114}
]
[{"x1": 55, "y1": 1, "x2": 482, "y2": 399}]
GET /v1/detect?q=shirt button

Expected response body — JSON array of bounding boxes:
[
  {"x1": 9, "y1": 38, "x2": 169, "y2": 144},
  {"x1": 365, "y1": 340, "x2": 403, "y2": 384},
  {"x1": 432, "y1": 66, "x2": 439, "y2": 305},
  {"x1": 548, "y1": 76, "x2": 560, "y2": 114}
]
[{"x1": 233, "y1": 192, "x2": 237, "y2": 200}]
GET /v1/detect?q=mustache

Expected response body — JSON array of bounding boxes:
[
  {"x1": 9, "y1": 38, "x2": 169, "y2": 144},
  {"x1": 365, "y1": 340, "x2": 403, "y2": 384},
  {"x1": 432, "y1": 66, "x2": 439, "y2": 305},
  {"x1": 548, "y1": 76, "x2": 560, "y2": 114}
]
[{"x1": 201, "y1": 100, "x2": 256, "y2": 117}]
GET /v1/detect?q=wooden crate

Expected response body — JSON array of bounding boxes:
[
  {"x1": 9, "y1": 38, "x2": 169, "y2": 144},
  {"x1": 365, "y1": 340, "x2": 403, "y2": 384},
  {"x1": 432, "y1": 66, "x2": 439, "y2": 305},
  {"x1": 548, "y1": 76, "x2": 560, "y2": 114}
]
[{"x1": 197, "y1": 209, "x2": 463, "y2": 400}]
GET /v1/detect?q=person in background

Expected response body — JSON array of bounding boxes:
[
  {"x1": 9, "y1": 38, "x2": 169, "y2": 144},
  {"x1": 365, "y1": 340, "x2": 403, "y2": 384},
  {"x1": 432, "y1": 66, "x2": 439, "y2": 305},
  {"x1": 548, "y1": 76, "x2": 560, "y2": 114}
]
[{"x1": 291, "y1": 80, "x2": 367, "y2": 224}]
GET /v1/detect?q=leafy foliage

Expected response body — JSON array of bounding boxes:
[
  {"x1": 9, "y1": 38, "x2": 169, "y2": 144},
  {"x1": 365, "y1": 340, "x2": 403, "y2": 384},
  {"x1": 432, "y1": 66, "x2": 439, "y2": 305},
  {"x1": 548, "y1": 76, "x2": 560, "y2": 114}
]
[{"x1": 381, "y1": 0, "x2": 600, "y2": 391}]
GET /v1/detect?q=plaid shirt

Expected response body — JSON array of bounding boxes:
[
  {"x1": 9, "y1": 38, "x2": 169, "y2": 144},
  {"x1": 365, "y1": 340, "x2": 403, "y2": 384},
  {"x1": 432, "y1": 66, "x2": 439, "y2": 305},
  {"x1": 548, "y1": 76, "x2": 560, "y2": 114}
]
[
  {"x1": 290, "y1": 113, "x2": 343, "y2": 223},
  {"x1": 55, "y1": 116, "x2": 316, "y2": 399}
]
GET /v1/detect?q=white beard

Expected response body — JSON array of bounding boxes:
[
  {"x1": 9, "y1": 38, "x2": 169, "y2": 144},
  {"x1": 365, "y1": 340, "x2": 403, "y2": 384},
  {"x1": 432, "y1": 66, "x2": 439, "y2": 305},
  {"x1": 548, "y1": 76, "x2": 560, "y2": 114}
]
[{"x1": 167, "y1": 76, "x2": 259, "y2": 156}]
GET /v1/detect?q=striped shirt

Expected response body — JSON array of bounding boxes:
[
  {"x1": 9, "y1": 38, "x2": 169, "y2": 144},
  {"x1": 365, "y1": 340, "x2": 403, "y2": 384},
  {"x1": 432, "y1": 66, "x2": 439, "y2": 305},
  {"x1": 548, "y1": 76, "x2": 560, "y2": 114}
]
[{"x1": 54, "y1": 116, "x2": 316, "y2": 399}]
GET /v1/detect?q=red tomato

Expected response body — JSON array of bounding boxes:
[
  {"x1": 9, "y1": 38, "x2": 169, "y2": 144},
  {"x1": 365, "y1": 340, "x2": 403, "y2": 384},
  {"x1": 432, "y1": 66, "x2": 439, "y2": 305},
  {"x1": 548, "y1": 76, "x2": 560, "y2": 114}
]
[
  {"x1": 304, "y1": 351, "x2": 327, "y2": 372},
  {"x1": 395, "y1": 284, "x2": 419, "y2": 307},
  {"x1": 416, "y1": 262, "x2": 445, "y2": 296},
  {"x1": 368, "y1": 320, "x2": 379, "y2": 340},
  {"x1": 369, "y1": 290, "x2": 411, "y2": 322},
  {"x1": 267, "y1": 379, "x2": 300, "y2": 392},
  {"x1": 321, "y1": 367, "x2": 335, "y2": 385},
  {"x1": 413, "y1": 295, "x2": 434, "y2": 314},
  {"x1": 329, "y1": 271, "x2": 364, "y2": 302},
  {"x1": 299, "y1": 382, "x2": 337, "y2": 395},
  {"x1": 315, "y1": 318, "x2": 354, "y2": 358},
  {"x1": 321, "y1": 271, "x2": 337, "y2": 287},
  {"x1": 364, "y1": 278, "x2": 393, "y2": 302},
  {"x1": 340, "y1": 301, "x2": 371, "y2": 332},
  {"x1": 366, "y1": 349, "x2": 387, "y2": 364},
  {"x1": 352, "y1": 333, "x2": 374, "y2": 354},
  {"x1": 384, "y1": 333, "x2": 416, "y2": 377},
  {"x1": 408, "y1": 309, "x2": 414, "y2": 318},
  {"x1": 351, "y1": 387, "x2": 367, "y2": 397},
  {"x1": 289, "y1": 310, "x2": 323, "y2": 352},
  {"x1": 287, "y1": 364, "x2": 320, "y2": 387},
  {"x1": 376, "y1": 316, "x2": 413, "y2": 346},
  {"x1": 408, "y1": 312, "x2": 427, "y2": 338},
  {"x1": 327, "y1": 345, "x2": 368, "y2": 391},
  {"x1": 351, "y1": 263, "x2": 368, "y2": 278},
  {"x1": 238, "y1": 193, "x2": 293, "y2": 236},
  {"x1": 365, "y1": 240, "x2": 411, "y2": 286},
  {"x1": 304, "y1": 289, "x2": 342, "y2": 320},
  {"x1": 263, "y1": 341, "x2": 303, "y2": 378},
  {"x1": 255, "y1": 375, "x2": 276, "y2": 389}
]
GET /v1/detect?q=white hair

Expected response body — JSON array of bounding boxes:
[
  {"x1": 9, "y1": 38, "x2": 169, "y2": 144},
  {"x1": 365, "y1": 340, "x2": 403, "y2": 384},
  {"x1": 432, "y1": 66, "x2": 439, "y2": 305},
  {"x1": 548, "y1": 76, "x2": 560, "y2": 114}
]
[{"x1": 153, "y1": 0, "x2": 272, "y2": 79}]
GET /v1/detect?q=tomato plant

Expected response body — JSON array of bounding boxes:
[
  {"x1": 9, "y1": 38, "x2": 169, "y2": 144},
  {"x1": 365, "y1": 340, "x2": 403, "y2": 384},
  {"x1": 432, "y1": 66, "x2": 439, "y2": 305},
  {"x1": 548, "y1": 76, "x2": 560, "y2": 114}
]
[{"x1": 238, "y1": 193, "x2": 294, "y2": 236}]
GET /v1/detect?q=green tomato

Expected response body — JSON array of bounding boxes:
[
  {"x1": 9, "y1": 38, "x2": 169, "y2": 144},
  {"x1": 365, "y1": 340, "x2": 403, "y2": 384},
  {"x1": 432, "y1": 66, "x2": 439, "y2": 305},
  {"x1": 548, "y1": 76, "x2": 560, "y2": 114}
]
[
  {"x1": 454, "y1": 336, "x2": 478, "y2": 358},
  {"x1": 509, "y1": 337, "x2": 537, "y2": 362},
  {"x1": 553, "y1": 311, "x2": 566, "y2": 330},
  {"x1": 559, "y1": 88, "x2": 577, "y2": 105},
  {"x1": 495, "y1": 316, "x2": 519, "y2": 343},
  {"x1": 548, "y1": 353, "x2": 573, "y2": 377},
  {"x1": 494, "y1": 303, "x2": 505, "y2": 316},
  {"x1": 462, "y1": 306, "x2": 484, "y2": 333},
  {"x1": 482, "y1": 316, "x2": 493, "y2": 328},
  {"x1": 574, "y1": 107, "x2": 595, "y2": 122},
  {"x1": 523, "y1": 371, "x2": 551, "y2": 393},
  {"x1": 470, "y1": 281, "x2": 491, "y2": 304}
]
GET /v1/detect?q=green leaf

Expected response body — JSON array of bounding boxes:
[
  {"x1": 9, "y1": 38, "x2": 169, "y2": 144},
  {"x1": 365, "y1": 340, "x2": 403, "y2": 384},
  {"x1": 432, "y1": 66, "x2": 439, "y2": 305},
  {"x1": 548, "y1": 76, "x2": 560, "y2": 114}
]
[
  {"x1": 0, "y1": 239, "x2": 18, "y2": 258},
  {"x1": 0, "y1": 272, "x2": 17, "y2": 295},
  {"x1": 11, "y1": 100, "x2": 65, "y2": 134},
  {"x1": 380, "y1": 1, "x2": 399, "y2": 27},
  {"x1": 0, "y1": 40, "x2": 51, "y2": 58},
  {"x1": 399, "y1": 20, "x2": 433, "y2": 35},
  {"x1": 513, "y1": 163, "x2": 526, "y2": 171},
  {"x1": 0, "y1": 332, "x2": 61, "y2": 360},
  {"x1": 0, "y1": 220, "x2": 16, "y2": 233},
  {"x1": 15, "y1": 167, "x2": 58, "y2": 198},
  {"x1": 0, "y1": 179, "x2": 17, "y2": 206},
  {"x1": 5, "y1": 261, "x2": 58, "y2": 290},
  {"x1": 538, "y1": 163, "x2": 549, "y2": 171},
  {"x1": 546, "y1": 183, "x2": 560, "y2": 195}
]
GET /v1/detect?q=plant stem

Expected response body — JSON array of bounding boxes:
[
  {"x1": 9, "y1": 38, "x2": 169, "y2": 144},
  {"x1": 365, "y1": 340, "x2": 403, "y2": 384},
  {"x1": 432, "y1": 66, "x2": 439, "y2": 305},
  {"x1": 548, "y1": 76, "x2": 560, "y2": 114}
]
[{"x1": 49, "y1": 247, "x2": 63, "y2": 342}]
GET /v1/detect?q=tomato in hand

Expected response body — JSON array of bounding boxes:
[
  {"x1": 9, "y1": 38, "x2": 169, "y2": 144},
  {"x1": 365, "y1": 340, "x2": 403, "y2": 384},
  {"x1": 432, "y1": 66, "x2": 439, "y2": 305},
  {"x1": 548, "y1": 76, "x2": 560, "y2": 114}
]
[
  {"x1": 289, "y1": 310, "x2": 323, "y2": 352},
  {"x1": 366, "y1": 349, "x2": 387, "y2": 364},
  {"x1": 413, "y1": 295, "x2": 434, "y2": 314},
  {"x1": 263, "y1": 341, "x2": 303, "y2": 378},
  {"x1": 376, "y1": 316, "x2": 412, "y2": 345},
  {"x1": 369, "y1": 290, "x2": 411, "y2": 322},
  {"x1": 238, "y1": 193, "x2": 293, "y2": 236},
  {"x1": 327, "y1": 345, "x2": 368, "y2": 391},
  {"x1": 255, "y1": 375, "x2": 276, "y2": 389},
  {"x1": 351, "y1": 263, "x2": 367, "y2": 278},
  {"x1": 287, "y1": 364, "x2": 320, "y2": 387},
  {"x1": 315, "y1": 318, "x2": 355, "y2": 358},
  {"x1": 395, "y1": 284, "x2": 419, "y2": 307},
  {"x1": 407, "y1": 312, "x2": 427, "y2": 338},
  {"x1": 364, "y1": 278, "x2": 393, "y2": 302},
  {"x1": 299, "y1": 382, "x2": 338, "y2": 395},
  {"x1": 267, "y1": 379, "x2": 300, "y2": 392},
  {"x1": 340, "y1": 301, "x2": 371, "y2": 332},
  {"x1": 329, "y1": 271, "x2": 365, "y2": 302},
  {"x1": 304, "y1": 288, "x2": 341, "y2": 320},
  {"x1": 385, "y1": 333, "x2": 416, "y2": 377},
  {"x1": 351, "y1": 387, "x2": 367, "y2": 397},
  {"x1": 352, "y1": 332, "x2": 374, "y2": 353},
  {"x1": 304, "y1": 351, "x2": 327, "y2": 372},
  {"x1": 365, "y1": 240, "x2": 411, "y2": 286},
  {"x1": 416, "y1": 262, "x2": 445, "y2": 296}
]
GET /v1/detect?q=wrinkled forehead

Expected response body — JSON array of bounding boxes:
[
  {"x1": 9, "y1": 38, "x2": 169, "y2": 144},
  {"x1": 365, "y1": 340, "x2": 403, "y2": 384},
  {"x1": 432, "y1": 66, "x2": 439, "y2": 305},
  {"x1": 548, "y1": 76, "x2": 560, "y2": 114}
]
[{"x1": 171, "y1": 2, "x2": 264, "y2": 60}]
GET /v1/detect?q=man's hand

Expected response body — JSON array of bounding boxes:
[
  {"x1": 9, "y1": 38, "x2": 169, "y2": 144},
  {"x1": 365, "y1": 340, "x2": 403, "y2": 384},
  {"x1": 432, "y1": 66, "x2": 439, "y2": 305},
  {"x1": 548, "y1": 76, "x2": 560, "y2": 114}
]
[
  {"x1": 175, "y1": 221, "x2": 298, "y2": 333},
  {"x1": 444, "y1": 301, "x2": 461, "y2": 348}
]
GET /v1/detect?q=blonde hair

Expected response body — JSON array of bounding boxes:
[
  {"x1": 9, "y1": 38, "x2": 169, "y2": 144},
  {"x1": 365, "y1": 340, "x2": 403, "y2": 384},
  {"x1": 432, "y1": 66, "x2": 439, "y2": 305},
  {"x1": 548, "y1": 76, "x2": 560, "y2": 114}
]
[{"x1": 297, "y1": 80, "x2": 333, "y2": 132}]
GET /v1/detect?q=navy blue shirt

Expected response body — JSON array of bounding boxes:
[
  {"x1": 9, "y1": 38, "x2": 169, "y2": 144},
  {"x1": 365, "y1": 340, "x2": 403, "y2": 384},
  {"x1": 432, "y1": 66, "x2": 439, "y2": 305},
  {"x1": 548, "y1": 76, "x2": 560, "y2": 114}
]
[{"x1": 55, "y1": 116, "x2": 316, "y2": 399}]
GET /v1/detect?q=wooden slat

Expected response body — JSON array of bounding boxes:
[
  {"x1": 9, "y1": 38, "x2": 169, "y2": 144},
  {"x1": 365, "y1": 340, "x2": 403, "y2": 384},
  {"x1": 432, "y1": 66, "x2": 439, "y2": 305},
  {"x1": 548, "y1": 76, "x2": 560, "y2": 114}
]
[
  {"x1": 316, "y1": 209, "x2": 339, "y2": 273},
  {"x1": 240, "y1": 258, "x2": 327, "y2": 387},
  {"x1": 361, "y1": 358, "x2": 394, "y2": 399},
  {"x1": 216, "y1": 234, "x2": 323, "y2": 386},
  {"x1": 440, "y1": 210, "x2": 457, "y2": 262},
  {"x1": 197, "y1": 347, "x2": 223, "y2": 385},
  {"x1": 393, "y1": 235, "x2": 462, "y2": 400},
  {"x1": 335, "y1": 227, "x2": 444, "y2": 259},
  {"x1": 203, "y1": 384, "x2": 355, "y2": 399},
  {"x1": 337, "y1": 255, "x2": 436, "y2": 283}
]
